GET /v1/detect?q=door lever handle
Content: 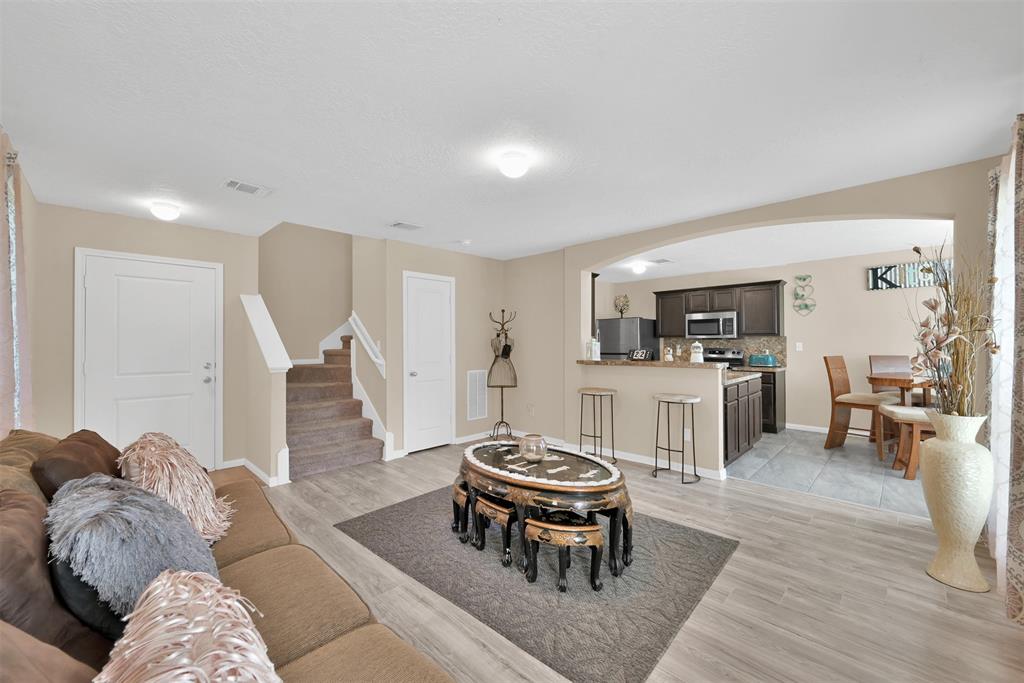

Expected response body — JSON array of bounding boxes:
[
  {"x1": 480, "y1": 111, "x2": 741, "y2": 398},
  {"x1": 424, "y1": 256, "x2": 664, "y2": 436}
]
[{"x1": 409, "y1": 371, "x2": 418, "y2": 377}]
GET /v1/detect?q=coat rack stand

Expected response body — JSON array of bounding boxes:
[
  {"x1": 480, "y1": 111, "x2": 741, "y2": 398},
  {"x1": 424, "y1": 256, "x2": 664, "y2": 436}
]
[{"x1": 491, "y1": 387, "x2": 512, "y2": 440}]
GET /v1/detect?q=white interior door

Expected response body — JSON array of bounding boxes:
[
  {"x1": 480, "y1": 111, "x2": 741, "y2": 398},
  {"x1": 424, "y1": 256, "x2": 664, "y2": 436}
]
[
  {"x1": 404, "y1": 272, "x2": 454, "y2": 453},
  {"x1": 76, "y1": 250, "x2": 221, "y2": 468}
]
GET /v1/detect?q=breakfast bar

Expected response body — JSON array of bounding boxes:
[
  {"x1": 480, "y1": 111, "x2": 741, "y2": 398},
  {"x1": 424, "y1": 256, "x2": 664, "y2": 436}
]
[{"x1": 574, "y1": 359, "x2": 765, "y2": 479}]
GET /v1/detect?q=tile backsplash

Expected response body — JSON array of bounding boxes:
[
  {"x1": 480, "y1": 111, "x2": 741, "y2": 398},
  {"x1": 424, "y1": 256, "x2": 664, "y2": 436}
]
[{"x1": 662, "y1": 336, "x2": 787, "y2": 365}]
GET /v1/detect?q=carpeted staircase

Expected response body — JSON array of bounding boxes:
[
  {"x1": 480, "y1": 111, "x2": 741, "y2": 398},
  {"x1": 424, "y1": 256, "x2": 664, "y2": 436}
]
[{"x1": 286, "y1": 336, "x2": 383, "y2": 478}]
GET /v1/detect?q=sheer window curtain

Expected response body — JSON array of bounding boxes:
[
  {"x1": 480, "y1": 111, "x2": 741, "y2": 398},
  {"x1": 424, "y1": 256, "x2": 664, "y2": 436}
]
[
  {"x1": 988, "y1": 114, "x2": 1023, "y2": 624},
  {"x1": 1, "y1": 129, "x2": 32, "y2": 434}
]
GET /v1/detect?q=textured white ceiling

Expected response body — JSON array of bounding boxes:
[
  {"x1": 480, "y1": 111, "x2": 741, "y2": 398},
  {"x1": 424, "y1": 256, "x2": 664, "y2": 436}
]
[
  {"x1": 2, "y1": 2, "x2": 1021, "y2": 259},
  {"x1": 597, "y1": 218, "x2": 953, "y2": 282}
]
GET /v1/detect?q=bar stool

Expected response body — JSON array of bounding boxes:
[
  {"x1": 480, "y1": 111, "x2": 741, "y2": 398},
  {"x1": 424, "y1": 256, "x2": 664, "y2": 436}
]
[
  {"x1": 578, "y1": 387, "x2": 616, "y2": 463},
  {"x1": 652, "y1": 393, "x2": 701, "y2": 484}
]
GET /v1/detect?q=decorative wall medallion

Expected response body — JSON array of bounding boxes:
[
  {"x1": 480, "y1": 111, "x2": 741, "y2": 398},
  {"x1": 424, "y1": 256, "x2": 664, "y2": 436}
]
[{"x1": 792, "y1": 274, "x2": 816, "y2": 316}]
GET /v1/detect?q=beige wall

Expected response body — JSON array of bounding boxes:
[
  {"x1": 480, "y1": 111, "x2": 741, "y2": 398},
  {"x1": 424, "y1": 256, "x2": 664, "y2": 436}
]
[
  {"x1": 27, "y1": 204, "x2": 260, "y2": 462},
  {"x1": 243, "y1": 325, "x2": 287, "y2": 479},
  {"x1": 382, "y1": 240, "x2": 505, "y2": 451},
  {"x1": 258, "y1": 222, "x2": 351, "y2": 360},
  {"x1": 351, "y1": 236, "x2": 388, "y2": 424},
  {"x1": 499, "y1": 156, "x2": 998, "y2": 452},
  {"x1": 502, "y1": 249, "x2": 565, "y2": 438},
  {"x1": 596, "y1": 248, "x2": 945, "y2": 430}
]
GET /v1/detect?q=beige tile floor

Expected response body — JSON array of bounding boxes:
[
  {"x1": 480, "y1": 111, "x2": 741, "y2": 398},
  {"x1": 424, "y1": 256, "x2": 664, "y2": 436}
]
[{"x1": 726, "y1": 429, "x2": 929, "y2": 517}]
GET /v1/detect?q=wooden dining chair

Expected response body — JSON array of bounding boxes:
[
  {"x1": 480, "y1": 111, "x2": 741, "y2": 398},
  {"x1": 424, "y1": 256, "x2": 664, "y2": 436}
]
[
  {"x1": 878, "y1": 405, "x2": 934, "y2": 479},
  {"x1": 823, "y1": 356, "x2": 899, "y2": 450},
  {"x1": 868, "y1": 355, "x2": 926, "y2": 406}
]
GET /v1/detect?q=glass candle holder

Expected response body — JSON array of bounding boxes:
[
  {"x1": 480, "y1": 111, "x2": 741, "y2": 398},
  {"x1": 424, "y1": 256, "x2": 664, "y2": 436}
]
[{"x1": 519, "y1": 434, "x2": 547, "y2": 463}]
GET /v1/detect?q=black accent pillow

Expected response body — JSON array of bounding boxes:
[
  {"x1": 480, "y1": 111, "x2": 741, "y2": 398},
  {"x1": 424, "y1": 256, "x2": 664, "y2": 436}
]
[{"x1": 50, "y1": 560, "x2": 125, "y2": 642}]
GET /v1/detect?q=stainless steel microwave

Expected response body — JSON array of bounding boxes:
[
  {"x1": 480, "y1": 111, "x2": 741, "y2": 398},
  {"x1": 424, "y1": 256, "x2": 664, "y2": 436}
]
[{"x1": 685, "y1": 311, "x2": 738, "y2": 339}]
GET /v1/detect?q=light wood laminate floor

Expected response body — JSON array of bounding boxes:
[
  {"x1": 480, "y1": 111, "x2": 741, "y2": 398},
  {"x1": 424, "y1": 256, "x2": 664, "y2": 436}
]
[{"x1": 264, "y1": 444, "x2": 1023, "y2": 683}]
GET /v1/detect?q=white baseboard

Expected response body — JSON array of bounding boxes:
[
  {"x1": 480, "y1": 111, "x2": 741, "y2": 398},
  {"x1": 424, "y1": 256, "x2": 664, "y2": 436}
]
[
  {"x1": 383, "y1": 431, "x2": 407, "y2": 461},
  {"x1": 786, "y1": 423, "x2": 829, "y2": 434},
  {"x1": 453, "y1": 430, "x2": 495, "y2": 444},
  {"x1": 787, "y1": 422, "x2": 870, "y2": 438},
  {"x1": 215, "y1": 450, "x2": 290, "y2": 487},
  {"x1": 290, "y1": 321, "x2": 351, "y2": 366}
]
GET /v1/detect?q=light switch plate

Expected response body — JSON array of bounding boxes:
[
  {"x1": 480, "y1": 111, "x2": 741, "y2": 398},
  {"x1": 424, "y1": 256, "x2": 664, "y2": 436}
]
[{"x1": 795, "y1": 342, "x2": 804, "y2": 351}]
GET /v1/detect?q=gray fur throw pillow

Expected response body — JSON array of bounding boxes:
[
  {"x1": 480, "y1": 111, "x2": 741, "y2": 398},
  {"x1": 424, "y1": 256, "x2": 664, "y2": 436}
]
[{"x1": 46, "y1": 473, "x2": 218, "y2": 616}]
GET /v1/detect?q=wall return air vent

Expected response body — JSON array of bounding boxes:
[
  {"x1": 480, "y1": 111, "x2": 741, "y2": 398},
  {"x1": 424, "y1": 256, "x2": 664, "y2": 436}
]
[{"x1": 223, "y1": 178, "x2": 272, "y2": 197}]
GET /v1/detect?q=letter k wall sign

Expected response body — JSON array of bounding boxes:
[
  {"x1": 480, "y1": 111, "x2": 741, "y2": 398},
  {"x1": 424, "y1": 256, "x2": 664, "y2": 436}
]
[{"x1": 866, "y1": 259, "x2": 952, "y2": 291}]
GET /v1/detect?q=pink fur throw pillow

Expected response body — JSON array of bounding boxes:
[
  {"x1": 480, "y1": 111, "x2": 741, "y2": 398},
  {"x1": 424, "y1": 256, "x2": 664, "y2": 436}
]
[
  {"x1": 119, "y1": 433, "x2": 233, "y2": 543},
  {"x1": 95, "y1": 570, "x2": 280, "y2": 683}
]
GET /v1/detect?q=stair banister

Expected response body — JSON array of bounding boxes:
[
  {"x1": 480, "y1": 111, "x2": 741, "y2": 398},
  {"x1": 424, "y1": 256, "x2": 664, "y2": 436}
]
[{"x1": 348, "y1": 311, "x2": 385, "y2": 379}]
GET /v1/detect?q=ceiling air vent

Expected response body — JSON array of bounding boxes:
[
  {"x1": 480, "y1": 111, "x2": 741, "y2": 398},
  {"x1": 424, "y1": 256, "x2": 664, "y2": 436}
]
[
  {"x1": 223, "y1": 178, "x2": 272, "y2": 197},
  {"x1": 389, "y1": 222, "x2": 425, "y2": 231}
]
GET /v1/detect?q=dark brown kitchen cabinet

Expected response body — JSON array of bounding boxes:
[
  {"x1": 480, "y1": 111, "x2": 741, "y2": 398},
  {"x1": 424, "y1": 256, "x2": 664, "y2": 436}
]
[
  {"x1": 655, "y1": 291, "x2": 686, "y2": 337},
  {"x1": 759, "y1": 371, "x2": 786, "y2": 433},
  {"x1": 724, "y1": 377, "x2": 763, "y2": 463},
  {"x1": 684, "y1": 290, "x2": 710, "y2": 314},
  {"x1": 655, "y1": 280, "x2": 784, "y2": 338},
  {"x1": 738, "y1": 283, "x2": 783, "y2": 335},
  {"x1": 710, "y1": 288, "x2": 737, "y2": 311}
]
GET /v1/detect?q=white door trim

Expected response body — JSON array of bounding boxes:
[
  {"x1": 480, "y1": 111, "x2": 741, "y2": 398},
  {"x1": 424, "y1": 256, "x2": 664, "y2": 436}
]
[
  {"x1": 73, "y1": 247, "x2": 225, "y2": 468},
  {"x1": 402, "y1": 270, "x2": 456, "y2": 453}
]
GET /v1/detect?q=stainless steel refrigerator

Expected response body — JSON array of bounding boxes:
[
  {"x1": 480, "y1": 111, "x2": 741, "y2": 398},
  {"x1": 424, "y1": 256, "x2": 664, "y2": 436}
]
[{"x1": 598, "y1": 317, "x2": 659, "y2": 361}]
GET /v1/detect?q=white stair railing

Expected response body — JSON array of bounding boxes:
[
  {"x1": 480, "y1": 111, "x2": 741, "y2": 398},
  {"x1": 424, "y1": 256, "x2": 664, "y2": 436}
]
[{"x1": 348, "y1": 310, "x2": 385, "y2": 379}]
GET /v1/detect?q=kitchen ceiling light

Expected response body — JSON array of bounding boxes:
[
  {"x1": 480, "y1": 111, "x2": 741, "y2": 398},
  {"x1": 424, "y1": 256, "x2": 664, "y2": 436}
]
[
  {"x1": 631, "y1": 262, "x2": 648, "y2": 275},
  {"x1": 497, "y1": 151, "x2": 530, "y2": 179},
  {"x1": 149, "y1": 201, "x2": 181, "y2": 221}
]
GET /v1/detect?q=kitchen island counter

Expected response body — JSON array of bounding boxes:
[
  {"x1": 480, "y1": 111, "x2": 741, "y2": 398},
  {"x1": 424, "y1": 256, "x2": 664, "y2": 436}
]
[
  {"x1": 575, "y1": 358, "x2": 726, "y2": 478},
  {"x1": 576, "y1": 359, "x2": 727, "y2": 370},
  {"x1": 732, "y1": 365, "x2": 787, "y2": 373},
  {"x1": 723, "y1": 371, "x2": 763, "y2": 386}
]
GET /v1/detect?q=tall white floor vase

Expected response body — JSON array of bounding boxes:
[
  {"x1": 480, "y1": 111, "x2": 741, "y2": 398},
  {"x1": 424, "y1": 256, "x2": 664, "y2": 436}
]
[{"x1": 920, "y1": 411, "x2": 993, "y2": 592}]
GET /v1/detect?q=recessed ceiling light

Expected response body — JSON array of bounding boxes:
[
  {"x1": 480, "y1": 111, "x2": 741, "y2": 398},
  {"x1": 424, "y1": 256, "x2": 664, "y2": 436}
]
[
  {"x1": 630, "y1": 261, "x2": 648, "y2": 275},
  {"x1": 458, "y1": 239, "x2": 472, "y2": 246},
  {"x1": 149, "y1": 201, "x2": 181, "y2": 221},
  {"x1": 497, "y1": 150, "x2": 530, "y2": 179}
]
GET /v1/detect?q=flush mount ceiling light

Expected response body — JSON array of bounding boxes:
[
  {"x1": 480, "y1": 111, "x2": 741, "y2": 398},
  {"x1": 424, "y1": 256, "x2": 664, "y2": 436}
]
[
  {"x1": 458, "y1": 239, "x2": 472, "y2": 246},
  {"x1": 149, "y1": 201, "x2": 181, "y2": 221},
  {"x1": 497, "y1": 150, "x2": 530, "y2": 179},
  {"x1": 630, "y1": 261, "x2": 648, "y2": 275}
]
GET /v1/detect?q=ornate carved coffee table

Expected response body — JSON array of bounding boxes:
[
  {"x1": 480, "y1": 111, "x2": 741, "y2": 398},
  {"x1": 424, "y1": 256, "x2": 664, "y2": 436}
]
[{"x1": 458, "y1": 442, "x2": 634, "y2": 577}]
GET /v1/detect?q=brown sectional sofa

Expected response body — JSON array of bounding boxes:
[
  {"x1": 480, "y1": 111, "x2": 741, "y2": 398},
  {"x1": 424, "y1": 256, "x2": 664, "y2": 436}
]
[{"x1": 0, "y1": 430, "x2": 453, "y2": 682}]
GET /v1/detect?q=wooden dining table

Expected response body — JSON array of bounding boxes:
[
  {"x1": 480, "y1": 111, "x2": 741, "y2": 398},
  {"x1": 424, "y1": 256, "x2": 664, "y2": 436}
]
[{"x1": 866, "y1": 373, "x2": 933, "y2": 407}]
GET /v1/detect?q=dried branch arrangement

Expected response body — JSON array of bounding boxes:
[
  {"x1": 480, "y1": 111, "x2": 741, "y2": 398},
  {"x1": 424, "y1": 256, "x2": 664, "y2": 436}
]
[
  {"x1": 910, "y1": 245, "x2": 998, "y2": 416},
  {"x1": 613, "y1": 294, "x2": 631, "y2": 317}
]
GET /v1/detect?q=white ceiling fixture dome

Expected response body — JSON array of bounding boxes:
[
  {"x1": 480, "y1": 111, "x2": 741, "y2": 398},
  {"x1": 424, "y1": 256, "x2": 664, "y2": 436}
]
[
  {"x1": 149, "y1": 201, "x2": 181, "y2": 221},
  {"x1": 497, "y1": 150, "x2": 531, "y2": 179}
]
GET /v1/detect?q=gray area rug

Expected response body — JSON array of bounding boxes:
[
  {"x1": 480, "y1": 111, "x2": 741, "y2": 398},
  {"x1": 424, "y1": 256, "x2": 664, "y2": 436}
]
[{"x1": 335, "y1": 487, "x2": 738, "y2": 682}]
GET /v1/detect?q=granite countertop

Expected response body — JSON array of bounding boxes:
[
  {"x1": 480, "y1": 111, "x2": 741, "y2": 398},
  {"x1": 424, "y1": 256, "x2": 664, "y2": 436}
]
[
  {"x1": 723, "y1": 370, "x2": 762, "y2": 386},
  {"x1": 732, "y1": 365, "x2": 787, "y2": 373},
  {"x1": 576, "y1": 359, "x2": 728, "y2": 370}
]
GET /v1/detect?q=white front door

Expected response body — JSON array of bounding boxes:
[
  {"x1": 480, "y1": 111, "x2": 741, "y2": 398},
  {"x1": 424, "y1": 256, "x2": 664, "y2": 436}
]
[
  {"x1": 404, "y1": 272, "x2": 454, "y2": 453},
  {"x1": 76, "y1": 250, "x2": 221, "y2": 468}
]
